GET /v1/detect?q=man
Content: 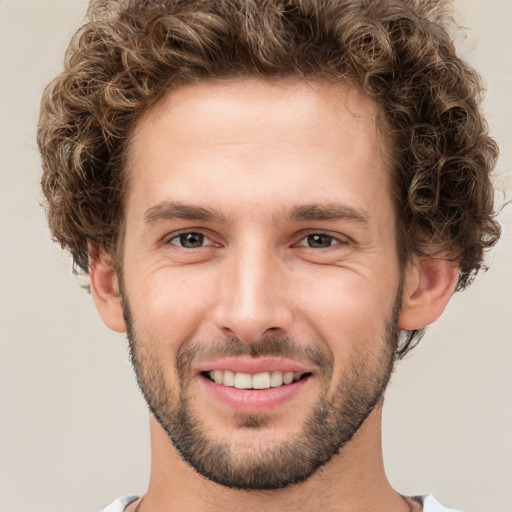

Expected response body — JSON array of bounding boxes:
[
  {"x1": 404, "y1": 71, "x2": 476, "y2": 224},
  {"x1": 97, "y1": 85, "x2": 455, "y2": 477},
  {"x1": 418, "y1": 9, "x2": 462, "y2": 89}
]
[{"x1": 37, "y1": 0, "x2": 500, "y2": 510}]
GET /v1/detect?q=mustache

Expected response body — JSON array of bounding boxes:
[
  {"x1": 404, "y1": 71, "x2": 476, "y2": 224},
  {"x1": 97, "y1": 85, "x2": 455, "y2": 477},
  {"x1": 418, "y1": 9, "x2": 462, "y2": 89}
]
[{"x1": 176, "y1": 336, "x2": 334, "y2": 376}]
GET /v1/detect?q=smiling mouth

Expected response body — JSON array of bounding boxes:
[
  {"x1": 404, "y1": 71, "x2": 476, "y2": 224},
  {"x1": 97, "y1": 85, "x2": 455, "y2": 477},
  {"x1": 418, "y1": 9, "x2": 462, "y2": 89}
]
[{"x1": 202, "y1": 370, "x2": 311, "y2": 390}]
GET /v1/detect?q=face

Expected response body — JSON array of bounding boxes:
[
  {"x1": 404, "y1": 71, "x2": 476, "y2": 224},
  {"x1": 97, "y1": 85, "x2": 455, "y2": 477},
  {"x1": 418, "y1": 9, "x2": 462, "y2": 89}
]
[{"x1": 120, "y1": 79, "x2": 403, "y2": 489}]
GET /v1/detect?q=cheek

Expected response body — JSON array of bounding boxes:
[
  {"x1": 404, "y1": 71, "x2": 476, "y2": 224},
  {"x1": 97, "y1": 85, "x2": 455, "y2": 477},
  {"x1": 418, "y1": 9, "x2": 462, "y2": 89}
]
[
  {"x1": 296, "y1": 273, "x2": 398, "y2": 395},
  {"x1": 127, "y1": 267, "x2": 219, "y2": 353},
  {"x1": 296, "y1": 268, "x2": 395, "y2": 349}
]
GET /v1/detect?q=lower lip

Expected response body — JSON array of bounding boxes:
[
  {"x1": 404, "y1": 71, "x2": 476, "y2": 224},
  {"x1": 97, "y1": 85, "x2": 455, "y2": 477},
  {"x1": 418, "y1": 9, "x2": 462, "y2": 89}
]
[{"x1": 200, "y1": 375, "x2": 311, "y2": 413}]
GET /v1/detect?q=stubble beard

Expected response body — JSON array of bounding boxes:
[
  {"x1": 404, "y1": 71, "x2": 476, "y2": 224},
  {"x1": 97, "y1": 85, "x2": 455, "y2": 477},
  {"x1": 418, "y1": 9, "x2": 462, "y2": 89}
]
[{"x1": 121, "y1": 290, "x2": 401, "y2": 491}]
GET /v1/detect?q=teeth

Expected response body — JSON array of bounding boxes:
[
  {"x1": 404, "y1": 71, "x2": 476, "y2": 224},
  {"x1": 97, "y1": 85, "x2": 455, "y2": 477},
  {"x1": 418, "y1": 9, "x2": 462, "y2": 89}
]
[
  {"x1": 234, "y1": 372, "x2": 252, "y2": 389},
  {"x1": 223, "y1": 370, "x2": 235, "y2": 387},
  {"x1": 207, "y1": 370, "x2": 305, "y2": 389},
  {"x1": 270, "y1": 371, "x2": 283, "y2": 387},
  {"x1": 252, "y1": 372, "x2": 271, "y2": 389},
  {"x1": 213, "y1": 370, "x2": 223, "y2": 384}
]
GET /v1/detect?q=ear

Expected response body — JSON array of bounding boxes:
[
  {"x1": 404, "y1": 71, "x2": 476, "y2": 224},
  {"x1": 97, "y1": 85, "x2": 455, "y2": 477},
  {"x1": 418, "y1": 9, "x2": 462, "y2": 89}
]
[
  {"x1": 89, "y1": 249, "x2": 126, "y2": 333},
  {"x1": 399, "y1": 257, "x2": 459, "y2": 330}
]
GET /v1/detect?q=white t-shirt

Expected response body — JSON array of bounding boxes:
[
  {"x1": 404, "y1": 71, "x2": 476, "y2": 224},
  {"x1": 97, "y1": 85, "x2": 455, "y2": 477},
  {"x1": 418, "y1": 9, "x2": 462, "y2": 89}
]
[{"x1": 101, "y1": 494, "x2": 462, "y2": 511}]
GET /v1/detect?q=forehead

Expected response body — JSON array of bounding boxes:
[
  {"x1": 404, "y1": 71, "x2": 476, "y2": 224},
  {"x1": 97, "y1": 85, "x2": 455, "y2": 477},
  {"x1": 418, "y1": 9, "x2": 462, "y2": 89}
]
[
  {"x1": 125, "y1": 78, "x2": 392, "y2": 225},
  {"x1": 131, "y1": 78, "x2": 383, "y2": 158}
]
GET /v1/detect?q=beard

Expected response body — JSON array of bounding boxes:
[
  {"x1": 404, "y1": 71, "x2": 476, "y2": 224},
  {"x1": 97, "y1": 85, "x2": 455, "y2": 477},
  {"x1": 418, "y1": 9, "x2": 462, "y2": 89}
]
[{"x1": 121, "y1": 288, "x2": 401, "y2": 491}]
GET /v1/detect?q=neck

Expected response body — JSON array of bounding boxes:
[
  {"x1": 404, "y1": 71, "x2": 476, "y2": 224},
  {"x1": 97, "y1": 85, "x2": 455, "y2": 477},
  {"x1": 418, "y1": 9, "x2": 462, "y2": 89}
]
[{"x1": 136, "y1": 401, "x2": 410, "y2": 512}]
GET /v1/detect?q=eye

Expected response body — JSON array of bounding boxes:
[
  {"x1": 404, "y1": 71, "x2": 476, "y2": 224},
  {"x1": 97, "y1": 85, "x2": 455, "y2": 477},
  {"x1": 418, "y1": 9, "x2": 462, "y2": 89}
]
[
  {"x1": 298, "y1": 233, "x2": 343, "y2": 248},
  {"x1": 168, "y1": 232, "x2": 212, "y2": 248}
]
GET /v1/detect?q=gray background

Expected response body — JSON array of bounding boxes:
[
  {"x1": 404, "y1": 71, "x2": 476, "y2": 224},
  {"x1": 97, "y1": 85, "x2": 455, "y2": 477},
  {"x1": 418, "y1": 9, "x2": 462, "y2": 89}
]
[{"x1": 0, "y1": 1, "x2": 510, "y2": 511}]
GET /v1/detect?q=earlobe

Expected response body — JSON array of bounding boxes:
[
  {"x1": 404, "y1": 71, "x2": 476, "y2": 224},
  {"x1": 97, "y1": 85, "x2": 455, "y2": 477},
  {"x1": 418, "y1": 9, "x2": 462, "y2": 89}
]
[
  {"x1": 399, "y1": 257, "x2": 459, "y2": 331},
  {"x1": 89, "y1": 250, "x2": 126, "y2": 333}
]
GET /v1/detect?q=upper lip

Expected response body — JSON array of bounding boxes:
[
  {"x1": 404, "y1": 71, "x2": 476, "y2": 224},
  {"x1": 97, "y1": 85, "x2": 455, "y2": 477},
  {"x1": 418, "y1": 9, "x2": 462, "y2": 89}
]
[{"x1": 195, "y1": 357, "x2": 312, "y2": 375}]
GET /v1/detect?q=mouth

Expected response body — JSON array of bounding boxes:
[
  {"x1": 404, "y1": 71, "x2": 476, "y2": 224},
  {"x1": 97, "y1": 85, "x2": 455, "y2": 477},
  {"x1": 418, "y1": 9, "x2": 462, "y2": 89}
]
[
  {"x1": 201, "y1": 369, "x2": 311, "y2": 389},
  {"x1": 196, "y1": 358, "x2": 313, "y2": 413}
]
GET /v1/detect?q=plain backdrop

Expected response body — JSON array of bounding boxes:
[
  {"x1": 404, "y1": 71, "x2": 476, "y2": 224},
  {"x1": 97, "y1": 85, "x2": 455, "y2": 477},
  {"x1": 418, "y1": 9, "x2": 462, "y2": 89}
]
[{"x1": 0, "y1": 1, "x2": 511, "y2": 511}]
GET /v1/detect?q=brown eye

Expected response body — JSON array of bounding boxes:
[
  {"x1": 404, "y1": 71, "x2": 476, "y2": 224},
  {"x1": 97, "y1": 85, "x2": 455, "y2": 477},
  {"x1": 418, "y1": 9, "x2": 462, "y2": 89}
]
[{"x1": 170, "y1": 232, "x2": 207, "y2": 248}]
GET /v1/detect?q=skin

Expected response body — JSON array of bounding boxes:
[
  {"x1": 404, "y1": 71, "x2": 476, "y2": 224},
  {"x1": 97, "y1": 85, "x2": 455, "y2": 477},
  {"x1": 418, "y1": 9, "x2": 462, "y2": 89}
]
[{"x1": 90, "y1": 79, "x2": 458, "y2": 512}]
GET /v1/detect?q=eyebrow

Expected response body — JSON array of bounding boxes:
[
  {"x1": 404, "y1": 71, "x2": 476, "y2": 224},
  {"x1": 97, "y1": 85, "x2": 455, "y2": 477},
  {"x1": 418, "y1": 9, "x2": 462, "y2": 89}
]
[
  {"x1": 144, "y1": 201, "x2": 370, "y2": 226},
  {"x1": 144, "y1": 201, "x2": 228, "y2": 224},
  {"x1": 284, "y1": 204, "x2": 370, "y2": 225}
]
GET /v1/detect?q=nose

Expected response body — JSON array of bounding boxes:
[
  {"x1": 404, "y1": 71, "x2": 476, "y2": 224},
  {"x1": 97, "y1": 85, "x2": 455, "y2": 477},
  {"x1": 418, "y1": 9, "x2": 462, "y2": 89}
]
[{"x1": 213, "y1": 243, "x2": 293, "y2": 343}]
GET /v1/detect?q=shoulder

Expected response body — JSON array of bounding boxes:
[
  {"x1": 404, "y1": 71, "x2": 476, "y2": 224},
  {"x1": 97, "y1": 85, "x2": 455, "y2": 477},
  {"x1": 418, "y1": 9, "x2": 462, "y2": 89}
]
[
  {"x1": 418, "y1": 495, "x2": 462, "y2": 512},
  {"x1": 100, "y1": 496, "x2": 139, "y2": 512}
]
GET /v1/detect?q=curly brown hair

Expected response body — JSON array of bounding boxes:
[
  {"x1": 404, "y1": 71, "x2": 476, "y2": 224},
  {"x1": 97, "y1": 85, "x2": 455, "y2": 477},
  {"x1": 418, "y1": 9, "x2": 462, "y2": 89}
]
[{"x1": 38, "y1": 0, "x2": 500, "y2": 354}]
